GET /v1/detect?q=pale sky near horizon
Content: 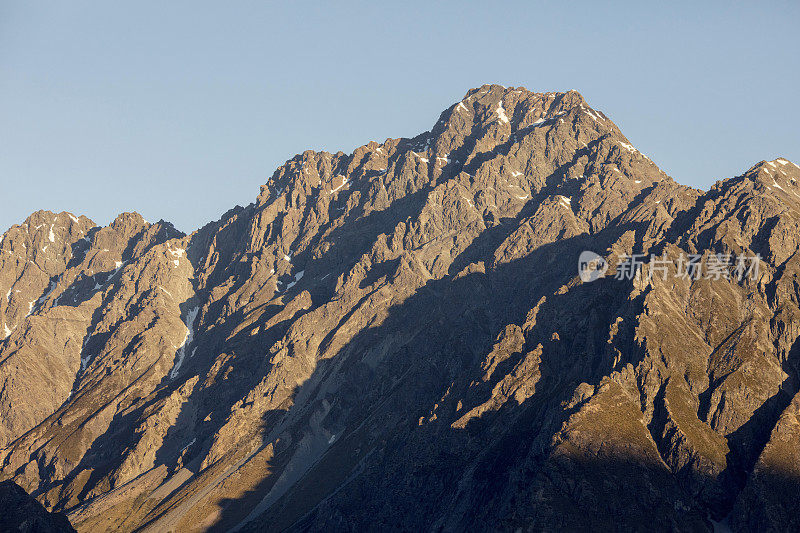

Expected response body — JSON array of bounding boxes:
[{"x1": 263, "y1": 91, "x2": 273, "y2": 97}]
[{"x1": 1, "y1": 1, "x2": 798, "y2": 234}]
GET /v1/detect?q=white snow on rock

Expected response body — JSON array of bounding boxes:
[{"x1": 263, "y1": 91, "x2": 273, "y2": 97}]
[
  {"x1": 170, "y1": 306, "x2": 200, "y2": 379},
  {"x1": 634, "y1": 180, "x2": 642, "y2": 184},
  {"x1": 2, "y1": 323, "x2": 11, "y2": 339},
  {"x1": 285, "y1": 270, "x2": 305, "y2": 291},
  {"x1": 496, "y1": 100, "x2": 510, "y2": 123},
  {"x1": 67, "y1": 213, "x2": 80, "y2": 223},
  {"x1": 619, "y1": 141, "x2": 638, "y2": 153},
  {"x1": 168, "y1": 248, "x2": 185, "y2": 267},
  {"x1": 37, "y1": 279, "x2": 58, "y2": 307},
  {"x1": 180, "y1": 438, "x2": 197, "y2": 454},
  {"x1": 511, "y1": 171, "x2": 523, "y2": 177},
  {"x1": 584, "y1": 108, "x2": 601, "y2": 121},
  {"x1": 457, "y1": 101, "x2": 468, "y2": 112},
  {"x1": 329, "y1": 176, "x2": 348, "y2": 194}
]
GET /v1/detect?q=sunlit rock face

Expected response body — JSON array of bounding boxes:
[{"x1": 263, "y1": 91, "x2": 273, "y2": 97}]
[{"x1": 2, "y1": 85, "x2": 800, "y2": 532}]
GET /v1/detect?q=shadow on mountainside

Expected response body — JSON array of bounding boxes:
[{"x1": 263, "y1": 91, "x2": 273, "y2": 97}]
[
  {"x1": 30, "y1": 146, "x2": 798, "y2": 531},
  {"x1": 197, "y1": 223, "x2": 685, "y2": 531}
]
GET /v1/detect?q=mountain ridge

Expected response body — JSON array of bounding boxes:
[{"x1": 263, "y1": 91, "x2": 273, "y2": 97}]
[{"x1": 1, "y1": 84, "x2": 799, "y2": 532}]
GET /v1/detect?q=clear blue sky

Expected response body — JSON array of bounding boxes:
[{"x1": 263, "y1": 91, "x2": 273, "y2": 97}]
[{"x1": 2, "y1": 1, "x2": 798, "y2": 234}]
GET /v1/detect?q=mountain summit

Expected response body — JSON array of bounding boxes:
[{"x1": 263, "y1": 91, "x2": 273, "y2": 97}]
[{"x1": 1, "y1": 85, "x2": 799, "y2": 531}]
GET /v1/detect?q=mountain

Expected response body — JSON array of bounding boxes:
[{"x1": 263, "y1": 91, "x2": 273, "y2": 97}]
[{"x1": 1, "y1": 85, "x2": 799, "y2": 532}]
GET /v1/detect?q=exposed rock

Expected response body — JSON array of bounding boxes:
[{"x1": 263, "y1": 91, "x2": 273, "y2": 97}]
[
  {"x1": 1, "y1": 86, "x2": 799, "y2": 532},
  {"x1": 0, "y1": 480, "x2": 75, "y2": 532}
]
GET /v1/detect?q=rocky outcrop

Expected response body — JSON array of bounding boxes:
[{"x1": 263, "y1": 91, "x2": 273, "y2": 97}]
[
  {"x1": 1, "y1": 85, "x2": 799, "y2": 531},
  {"x1": 0, "y1": 480, "x2": 75, "y2": 532}
]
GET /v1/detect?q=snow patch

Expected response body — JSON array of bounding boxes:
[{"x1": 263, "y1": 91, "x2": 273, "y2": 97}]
[
  {"x1": 619, "y1": 141, "x2": 638, "y2": 153},
  {"x1": 284, "y1": 270, "x2": 305, "y2": 291},
  {"x1": 584, "y1": 108, "x2": 601, "y2": 121},
  {"x1": 329, "y1": 176, "x2": 348, "y2": 194},
  {"x1": 180, "y1": 438, "x2": 197, "y2": 454},
  {"x1": 457, "y1": 101, "x2": 468, "y2": 112},
  {"x1": 170, "y1": 306, "x2": 200, "y2": 379},
  {"x1": 496, "y1": 100, "x2": 509, "y2": 123},
  {"x1": 37, "y1": 279, "x2": 58, "y2": 308},
  {"x1": 511, "y1": 171, "x2": 523, "y2": 177}
]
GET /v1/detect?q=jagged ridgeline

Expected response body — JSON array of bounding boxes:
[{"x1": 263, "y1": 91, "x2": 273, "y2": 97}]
[{"x1": 1, "y1": 85, "x2": 800, "y2": 532}]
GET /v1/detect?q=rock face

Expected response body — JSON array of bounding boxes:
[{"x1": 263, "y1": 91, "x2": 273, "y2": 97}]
[
  {"x1": 1, "y1": 85, "x2": 799, "y2": 532},
  {"x1": 0, "y1": 480, "x2": 75, "y2": 532}
]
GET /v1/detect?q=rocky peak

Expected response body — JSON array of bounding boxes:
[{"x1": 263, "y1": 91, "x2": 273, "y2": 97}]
[{"x1": 1, "y1": 87, "x2": 799, "y2": 532}]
